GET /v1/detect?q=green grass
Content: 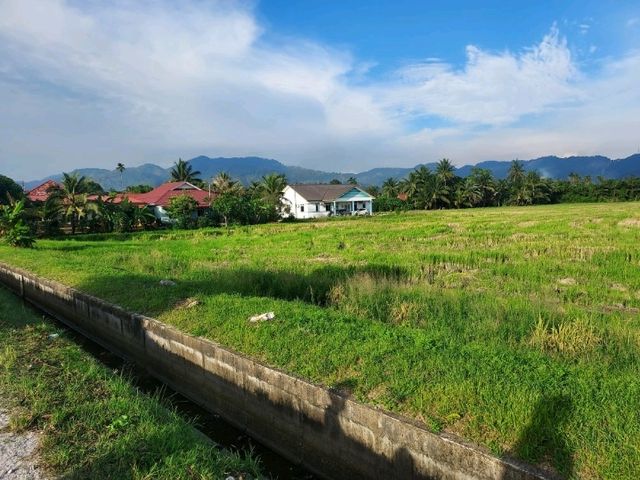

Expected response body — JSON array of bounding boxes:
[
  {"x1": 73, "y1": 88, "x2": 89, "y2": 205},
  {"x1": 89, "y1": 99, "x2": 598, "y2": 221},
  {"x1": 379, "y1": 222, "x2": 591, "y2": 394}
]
[
  {"x1": 2, "y1": 202, "x2": 640, "y2": 478},
  {"x1": 0, "y1": 288, "x2": 263, "y2": 479}
]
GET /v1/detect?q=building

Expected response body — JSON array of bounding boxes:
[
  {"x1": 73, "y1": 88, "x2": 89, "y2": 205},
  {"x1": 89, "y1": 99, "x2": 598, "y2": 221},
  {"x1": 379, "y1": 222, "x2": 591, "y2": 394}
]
[
  {"x1": 26, "y1": 180, "x2": 213, "y2": 223},
  {"x1": 282, "y1": 184, "x2": 374, "y2": 220},
  {"x1": 26, "y1": 180, "x2": 61, "y2": 202},
  {"x1": 123, "y1": 182, "x2": 213, "y2": 223}
]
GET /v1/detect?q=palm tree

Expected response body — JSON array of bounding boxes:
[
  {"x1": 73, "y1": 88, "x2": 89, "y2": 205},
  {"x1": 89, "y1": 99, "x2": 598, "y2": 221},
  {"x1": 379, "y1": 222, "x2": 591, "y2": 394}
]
[
  {"x1": 347, "y1": 176, "x2": 358, "y2": 185},
  {"x1": 435, "y1": 158, "x2": 456, "y2": 185},
  {"x1": 51, "y1": 173, "x2": 96, "y2": 234},
  {"x1": 116, "y1": 162, "x2": 126, "y2": 191},
  {"x1": 454, "y1": 179, "x2": 482, "y2": 208},
  {"x1": 507, "y1": 160, "x2": 526, "y2": 186},
  {"x1": 400, "y1": 166, "x2": 433, "y2": 208},
  {"x1": 170, "y1": 158, "x2": 201, "y2": 183},
  {"x1": 468, "y1": 167, "x2": 497, "y2": 207},
  {"x1": 211, "y1": 172, "x2": 243, "y2": 195},
  {"x1": 382, "y1": 178, "x2": 399, "y2": 197},
  {"x1": 428, "y1": 179, "x2": 451, "y2": 209},
  {"x1": 39, "y1": 196, "x2": 63, "y2": 236},
  {"x1": 259, "y1": 173, "x2": 287, "y2": 205}
]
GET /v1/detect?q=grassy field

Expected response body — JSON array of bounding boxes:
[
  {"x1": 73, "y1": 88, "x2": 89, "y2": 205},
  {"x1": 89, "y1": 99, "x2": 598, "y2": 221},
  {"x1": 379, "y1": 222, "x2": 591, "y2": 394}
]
[
  {"x1": 1, "y1": 202, "x2": 640, "y2": 479},
  {"x1": 0, "y1": 287, "x2": 262, "y2": 479}
]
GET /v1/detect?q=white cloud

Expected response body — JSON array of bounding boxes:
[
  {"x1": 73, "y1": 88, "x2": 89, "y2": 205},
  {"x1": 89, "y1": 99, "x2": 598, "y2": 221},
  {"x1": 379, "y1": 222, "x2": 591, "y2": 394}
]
[
  {"x1": 383, "y1": 26, "x2": 579, "y2": 125},
  {"x1": 0, "y1": 0, "x2": 638, "y2": 179}
]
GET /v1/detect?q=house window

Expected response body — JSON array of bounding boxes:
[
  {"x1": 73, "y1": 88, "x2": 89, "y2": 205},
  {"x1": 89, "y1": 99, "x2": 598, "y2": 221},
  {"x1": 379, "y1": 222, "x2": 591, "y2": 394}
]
[
  {"x1": 314, "y1": 203, "x2": 319, "y2": 212},
  {"x1": 300, "y1": 205, "x2": 304, "y2": 212}
]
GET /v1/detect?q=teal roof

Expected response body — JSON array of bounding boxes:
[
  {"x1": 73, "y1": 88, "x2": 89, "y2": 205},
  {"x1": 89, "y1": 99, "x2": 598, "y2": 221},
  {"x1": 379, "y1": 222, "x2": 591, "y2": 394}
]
[{"x1": 336, "y1": 188, "x2": 373, "y2": 200}]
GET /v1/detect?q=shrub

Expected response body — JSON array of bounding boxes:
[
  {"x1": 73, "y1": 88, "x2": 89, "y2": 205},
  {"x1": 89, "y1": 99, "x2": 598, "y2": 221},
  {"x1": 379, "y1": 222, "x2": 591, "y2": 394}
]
[
  {"x1": 0, "y1": 199, "x2": 35, "y2": 248},
  {"x1": 167, "y1": 194, "x2": 198, "y2": 229}
]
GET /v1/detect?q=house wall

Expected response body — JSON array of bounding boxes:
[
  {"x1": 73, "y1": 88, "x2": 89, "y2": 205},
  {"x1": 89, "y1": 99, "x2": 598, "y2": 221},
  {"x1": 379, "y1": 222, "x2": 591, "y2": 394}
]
[
  {"x1": 0, "y1": 262, "x2": 552, "y2": 480},
  {"x1": 282, "y1": 186, "x2": 374, "y2": 219},
  {"x1": 282, "y1": 187, "x2": 331, "y2": 220}
]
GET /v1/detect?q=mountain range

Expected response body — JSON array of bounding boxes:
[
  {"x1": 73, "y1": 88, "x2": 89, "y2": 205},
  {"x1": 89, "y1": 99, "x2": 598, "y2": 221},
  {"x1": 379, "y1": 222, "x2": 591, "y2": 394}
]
[{"x1": 22, "y1": 153, "x2": 640, "y2": 191}]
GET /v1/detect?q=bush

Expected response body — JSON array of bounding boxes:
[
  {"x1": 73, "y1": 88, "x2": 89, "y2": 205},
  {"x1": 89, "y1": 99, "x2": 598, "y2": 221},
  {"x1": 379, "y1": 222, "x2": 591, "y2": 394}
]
[
  {"x1": 0, "y1": 199, "x2": 35, "y2": 248},
  {"x1": 373, "y1": 196, "x2": 409, "y2": 212},
  {"x1": 167, "y1": 194, "x2": 198, "y2": 229}
]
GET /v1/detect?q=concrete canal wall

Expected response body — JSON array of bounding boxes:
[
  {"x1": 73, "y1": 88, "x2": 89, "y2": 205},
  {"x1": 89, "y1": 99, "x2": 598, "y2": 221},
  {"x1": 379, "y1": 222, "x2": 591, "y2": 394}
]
[{"x1": 0, "y1": 263, "x2": 554, "y2": 480}]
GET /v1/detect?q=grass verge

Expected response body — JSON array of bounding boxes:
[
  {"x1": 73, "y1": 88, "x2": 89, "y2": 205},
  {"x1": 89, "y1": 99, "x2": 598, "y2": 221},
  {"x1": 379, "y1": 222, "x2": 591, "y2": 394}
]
[{"x1": 0, "y1": 287, "x2": 262, "y2": 480}]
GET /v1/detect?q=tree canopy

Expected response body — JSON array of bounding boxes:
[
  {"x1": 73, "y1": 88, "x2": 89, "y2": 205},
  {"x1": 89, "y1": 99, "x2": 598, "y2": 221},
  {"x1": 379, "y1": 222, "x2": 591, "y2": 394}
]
[{"x1": 0, "y1": 174, "x2": 24, "y2": 205}]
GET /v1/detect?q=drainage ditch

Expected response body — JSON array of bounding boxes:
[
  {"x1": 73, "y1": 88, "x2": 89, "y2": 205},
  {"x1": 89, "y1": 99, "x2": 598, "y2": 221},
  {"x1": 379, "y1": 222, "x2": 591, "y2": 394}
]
[{"x1": 19, "y1": 296, "x2": 316, "y2": 480}]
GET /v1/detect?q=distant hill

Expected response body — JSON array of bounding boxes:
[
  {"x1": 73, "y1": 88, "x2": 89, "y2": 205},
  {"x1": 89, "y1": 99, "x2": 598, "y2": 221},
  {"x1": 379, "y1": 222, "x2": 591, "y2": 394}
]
[
  {"x1": 23, "y1": 163, "x2": 169, "y2": 191},
  {"x1": 23, "y1": 154, "x2": 640, "y2": 190},
  {"x1": 454, "y1": 155, "x2": 640, "y2": 180}
]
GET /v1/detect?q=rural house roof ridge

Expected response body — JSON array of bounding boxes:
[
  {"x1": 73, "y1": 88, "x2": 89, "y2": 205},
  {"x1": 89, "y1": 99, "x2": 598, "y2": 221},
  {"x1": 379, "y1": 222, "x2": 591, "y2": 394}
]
[{"x1": 287, "y1": 183, "x2": 372, "y2": 202}]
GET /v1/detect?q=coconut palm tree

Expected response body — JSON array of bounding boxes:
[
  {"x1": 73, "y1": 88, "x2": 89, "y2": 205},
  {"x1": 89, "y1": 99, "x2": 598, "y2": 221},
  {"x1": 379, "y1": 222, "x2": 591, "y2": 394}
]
[
  {"x1": 507, "y1": 160, "x2": 526, "y2": 186},
  {"x1": 39, "y1": 196, "x2": 63, "y2": 237},
  {"x1": 170, "y1": 158, "x2": 202, "y2": 183},
  {"x1": 116, "y1": 162, "x2": 126, "y2": 191},
  {"x1": 211, "y1": 172, "x2": 243, "y2": 195},
  {"x1": 435, "y1": 158, "x2": 456, "y2": 186},
  {"x1": 382, "y1": 178, "x2": 399, "y2": 197},
  {"x1": 259, "y1": 173, "x2": 287, "y2": 205},
  {"x1": 347, "y1": 176, "x2": 358, "y2": 185},
  {"x1": 51, "y1": 173, "x2": 97, "y2": 234},
  {"x1": 468, "y1": 167, "x2": 497, "y2": 207},
  {"x1": 454, "y1": 179, "x2": 482, "y2": 208}
]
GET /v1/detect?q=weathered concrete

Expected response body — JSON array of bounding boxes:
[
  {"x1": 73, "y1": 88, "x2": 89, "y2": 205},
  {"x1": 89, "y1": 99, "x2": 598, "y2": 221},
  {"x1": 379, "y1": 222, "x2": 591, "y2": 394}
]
[{"x1": 0, "y1": 263, "x2": 556, "y2": 480}]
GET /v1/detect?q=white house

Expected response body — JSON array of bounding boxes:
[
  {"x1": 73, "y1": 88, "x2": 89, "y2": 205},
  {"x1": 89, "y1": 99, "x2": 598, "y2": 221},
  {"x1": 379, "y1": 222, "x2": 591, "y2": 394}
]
[{"x1": 282, "y1": 184, "x2": 374, "y2": 219}]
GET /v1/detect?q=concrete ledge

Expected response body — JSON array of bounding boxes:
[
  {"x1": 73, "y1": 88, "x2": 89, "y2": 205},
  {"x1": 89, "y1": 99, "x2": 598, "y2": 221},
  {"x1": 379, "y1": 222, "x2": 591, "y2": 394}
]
[{"x1": 0, "y1": 262, "x2": 556, "y2": 480}]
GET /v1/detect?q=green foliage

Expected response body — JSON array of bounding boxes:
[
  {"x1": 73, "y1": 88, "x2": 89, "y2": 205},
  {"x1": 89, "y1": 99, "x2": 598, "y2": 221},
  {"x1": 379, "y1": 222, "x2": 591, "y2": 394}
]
[
  {"x1": 0, "y1": 198, "x2": 35, "y2": 247},
  {"x1": 38, "y1": 197, "x2": 63, "y2": 237},
  {"x1": 0, "y1": 174, "x2": 24, "y2": 205},
  {"x1": 373, "y1": 196, "x2": 409, "y2": 212},
  {"x1": 167, "y1": 194, "x2": 198, "y2": 229},
  {"x1": 0, "y1": 289, "x2": 261, "y2": 479},
  {"x1": 256, "y1": 173, "x2": 287, "y2": 205},
  {"x1": 390, "y1": 160, "x2": 640, "y2": 211},
  {"x1": 125, "y1": 184, "x2": 153, "y2": 193},
  {"x1": 169, "y1": 158, "x2": 201, "y2": 183},
  {"x1": 211, "y1": 192, "x2": 278, "y2": 227}
]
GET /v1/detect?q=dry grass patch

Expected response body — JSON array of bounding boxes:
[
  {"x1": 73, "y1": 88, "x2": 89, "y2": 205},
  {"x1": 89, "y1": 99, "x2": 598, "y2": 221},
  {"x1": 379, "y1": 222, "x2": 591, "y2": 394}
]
[
  {"x1": 618, "y1": 218, "x2": 640, "y2": 228},
  {"x1": 529, "y1": 317, "x2": 601, "y2": 356}
]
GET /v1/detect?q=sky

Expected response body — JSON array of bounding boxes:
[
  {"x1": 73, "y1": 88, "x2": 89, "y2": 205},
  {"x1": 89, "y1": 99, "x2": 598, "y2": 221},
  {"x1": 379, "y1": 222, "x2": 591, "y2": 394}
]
[{"x1": 1, "y1": 0, "x2": 639, "y2": 180}]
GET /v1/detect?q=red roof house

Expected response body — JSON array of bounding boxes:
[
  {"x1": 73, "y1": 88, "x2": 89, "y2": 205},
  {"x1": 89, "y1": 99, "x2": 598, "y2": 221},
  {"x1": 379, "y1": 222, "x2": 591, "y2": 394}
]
[
  {"x1": 26, "y1": 180, "x2": 61, "y2": 202},
  {"x1": 125, "y1": 182, "x2": 213, "y2": 207},
  {"x1": 28, "y1": 180, "x2": 213, "y2": 221}
]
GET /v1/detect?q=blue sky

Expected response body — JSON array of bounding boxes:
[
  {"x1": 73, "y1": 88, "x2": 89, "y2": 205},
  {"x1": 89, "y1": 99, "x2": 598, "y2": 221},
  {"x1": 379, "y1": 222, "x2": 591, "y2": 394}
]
[
  {"x1": 259, "y1": 0, "x2": 635, "y2": 69},
  {"x1": 1, "y1": 0, "x2": 639, "y2": 179}
]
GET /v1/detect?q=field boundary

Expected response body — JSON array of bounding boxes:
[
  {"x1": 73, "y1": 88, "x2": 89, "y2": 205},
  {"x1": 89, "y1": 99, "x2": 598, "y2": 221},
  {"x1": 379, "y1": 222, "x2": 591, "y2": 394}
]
[{"x1": 0, "y1": 262, "x2": 555, "y2": 480}]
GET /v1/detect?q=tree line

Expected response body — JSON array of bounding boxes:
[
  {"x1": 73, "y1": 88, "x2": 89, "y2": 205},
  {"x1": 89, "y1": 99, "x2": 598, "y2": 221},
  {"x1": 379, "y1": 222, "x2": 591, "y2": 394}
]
[
  {"x1": 0, "y1": 159, "x2": 288, "y2": 247},
  {"x1": 369, "y1": 159, "x2": 640, "y2": 212},
  {"x1": 2, "y1": 157, "x2": 640, "y2": 247}
]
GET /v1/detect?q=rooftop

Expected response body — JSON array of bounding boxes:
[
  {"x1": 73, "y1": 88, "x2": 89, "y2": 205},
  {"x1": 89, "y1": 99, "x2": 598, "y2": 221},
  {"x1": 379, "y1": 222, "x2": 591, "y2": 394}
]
[{"x1": 288, "y1": 184, "x2": 372, "y2": 202}]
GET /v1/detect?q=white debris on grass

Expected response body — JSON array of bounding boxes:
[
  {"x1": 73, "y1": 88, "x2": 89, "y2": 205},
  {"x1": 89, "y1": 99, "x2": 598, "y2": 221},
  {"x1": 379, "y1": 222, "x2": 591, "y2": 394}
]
[
  {"x1": 159, "y1": 279, "x2": 177, "y2": 287},
  {"x1": 248, "y1": 312, "x2": 275, "y2": 323}
]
